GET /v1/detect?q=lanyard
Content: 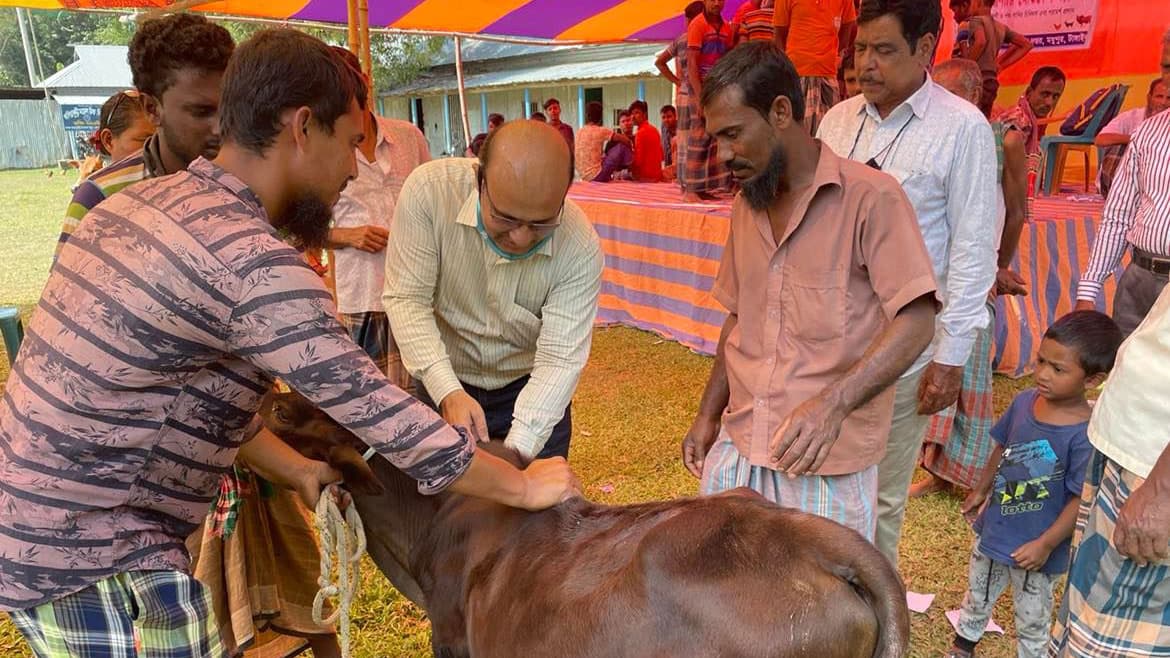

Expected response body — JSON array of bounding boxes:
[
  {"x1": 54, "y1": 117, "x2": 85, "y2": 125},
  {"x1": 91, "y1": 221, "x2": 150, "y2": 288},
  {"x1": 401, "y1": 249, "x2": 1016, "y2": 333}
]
[{"x1": 847, "y1": 110, "x2": 916, "y2": 171}]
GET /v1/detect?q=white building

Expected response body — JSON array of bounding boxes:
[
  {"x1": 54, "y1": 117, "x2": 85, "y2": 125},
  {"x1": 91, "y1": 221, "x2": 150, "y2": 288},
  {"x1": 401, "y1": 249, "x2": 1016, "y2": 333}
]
[{"x1": 379, "y1": 39, "x2": 675, "y2": 157}]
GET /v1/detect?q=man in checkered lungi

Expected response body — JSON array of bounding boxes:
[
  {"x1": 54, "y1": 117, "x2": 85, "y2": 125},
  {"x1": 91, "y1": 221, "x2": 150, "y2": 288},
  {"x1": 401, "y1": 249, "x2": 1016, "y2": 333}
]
[{"x1": 1050, "y1": 285, "x2": 1170, "y2": 657}]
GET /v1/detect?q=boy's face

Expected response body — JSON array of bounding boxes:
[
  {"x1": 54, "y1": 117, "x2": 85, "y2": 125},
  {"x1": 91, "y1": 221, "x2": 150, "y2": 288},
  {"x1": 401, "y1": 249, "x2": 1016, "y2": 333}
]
[
  {"x1": 950, "y1": 1, "x2": 971, "y2": 23},
  {"x1": 1034, "y1": 338, "x2": 1091, "y2": 402}
]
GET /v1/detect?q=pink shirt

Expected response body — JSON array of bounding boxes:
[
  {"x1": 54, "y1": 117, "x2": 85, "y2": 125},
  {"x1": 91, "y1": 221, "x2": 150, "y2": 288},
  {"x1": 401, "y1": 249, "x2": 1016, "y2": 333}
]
[{"x1": 714, "y1": 144, "x2": 938, "y2": 475}]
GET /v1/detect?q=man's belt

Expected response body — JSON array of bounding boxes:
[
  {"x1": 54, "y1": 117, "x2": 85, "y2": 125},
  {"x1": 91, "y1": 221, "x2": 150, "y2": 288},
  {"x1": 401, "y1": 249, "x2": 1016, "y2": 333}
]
[{"x1": 1133, "y1": 248, "x2": 1170, "y2": 276}]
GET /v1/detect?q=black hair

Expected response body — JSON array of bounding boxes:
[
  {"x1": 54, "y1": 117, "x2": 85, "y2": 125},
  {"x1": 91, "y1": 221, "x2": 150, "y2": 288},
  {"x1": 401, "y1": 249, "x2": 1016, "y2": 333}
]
[
  {"x1": 629, "y1": 99, "x2": 649, "y2": 115},
  {"x1": 90, "y1": 91, "x2": 147, "y2": 156},
  {"x1": 129, "y1": 13, "x2": 234, "y2": 99},
  {"x1": 617, "y1": 109, "x2": 631, "y2": 121},
  {"x1": 1043, "y1": 310, "x2": 1123, "y2": 376},
  {"x1": 840, "y1": 50, "x2": 856, "y2": 73},
  {"x1": 685, "y1": 1, "x2": 705, "y2": 21},
  {"x1": 1028, "y1": 66, "x2": 1066, "y2": 90},
  {"x1": 478, "y1": 123, "x2": 576, "y2": 189},
  {"x1": 329, "y1": 46, "x2": 369, "y2": 110},
  {"x1": 857, "y1": 0, "x2": 942, "y2": 52},
  {"x1": 542, "y1": 97, "x2": 560, "y2": 110},
  {"x1": 219, "y1": 29, "x2": 367, "y2": 156},
  {"x1": 1151, "y1": 78, "x2": 1167, "y2": 95},
  {"x1": 530, "y1": 111, "x2": 547, "y2": 121},
  {"x1": 700, "y1": 41, "x2": 805, "y2": 122},
  {"x1": 585, "y1": 101, "x2": 603, "y2": 125},
  {"x1": 660, "y1": 104, "x2": 677, "y2": 115},
  {"x1": 488, "y1": 112, "x2": 505, "y2": 127}
]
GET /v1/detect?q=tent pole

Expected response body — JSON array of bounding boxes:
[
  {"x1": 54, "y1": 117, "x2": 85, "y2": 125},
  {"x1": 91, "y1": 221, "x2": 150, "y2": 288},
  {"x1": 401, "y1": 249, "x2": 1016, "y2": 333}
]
[
  {"x1": 358, "y1": 0, "x2": 372, "y2": 79},
  {"x1": 346, "y1": 0, "x2": 359, "y2": 54},
  {"x1": 454, "y1": 36, "x2": 472, "y2": 153}
]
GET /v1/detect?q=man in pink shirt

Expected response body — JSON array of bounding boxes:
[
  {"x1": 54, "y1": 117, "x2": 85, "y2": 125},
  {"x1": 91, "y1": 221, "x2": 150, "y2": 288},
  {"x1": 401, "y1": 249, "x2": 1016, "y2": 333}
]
[{"x1": 682, "y1": 42, "x2": 938, "y2": 540}]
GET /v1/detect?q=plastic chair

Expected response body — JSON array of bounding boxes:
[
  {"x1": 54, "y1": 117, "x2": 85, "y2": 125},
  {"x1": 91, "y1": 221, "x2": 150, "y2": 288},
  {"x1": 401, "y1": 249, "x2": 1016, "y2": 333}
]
[
  {"x1": 1037, "y1": 85, "x2": 1129, "y2": 196},
  {"x1": 0, "y1": 306, "x2": 23, "y2": 367}
]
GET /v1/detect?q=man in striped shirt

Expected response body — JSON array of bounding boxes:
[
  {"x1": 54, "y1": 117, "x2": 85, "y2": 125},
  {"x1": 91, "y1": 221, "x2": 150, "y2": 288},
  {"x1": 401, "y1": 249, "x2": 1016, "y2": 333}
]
[
  {"x1": 1075, "y1": 29, "x2": 1170, "y2": 336},
  {"x1": 1, "y1": 30, "x2": 578, "y2": 657},
  {"x1": 384, "y1": 120, "x2": 604, "y2": 463},
  {"x1": 56, "y1": 13, "x2": 234, "y2": 256}
]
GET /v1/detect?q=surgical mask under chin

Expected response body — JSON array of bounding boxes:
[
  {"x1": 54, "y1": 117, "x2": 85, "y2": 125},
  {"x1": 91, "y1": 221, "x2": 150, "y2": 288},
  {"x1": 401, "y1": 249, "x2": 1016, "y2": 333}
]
[{"x1": 476, "y1": 198, "x2": 552, "y2": 261}]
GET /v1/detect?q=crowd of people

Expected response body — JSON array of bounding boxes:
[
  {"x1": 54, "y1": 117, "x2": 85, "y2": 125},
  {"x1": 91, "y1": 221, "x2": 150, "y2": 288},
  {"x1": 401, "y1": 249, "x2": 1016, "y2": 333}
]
[{"x1": 2, "y1": 1, "x2": 1170, "y2": 658}]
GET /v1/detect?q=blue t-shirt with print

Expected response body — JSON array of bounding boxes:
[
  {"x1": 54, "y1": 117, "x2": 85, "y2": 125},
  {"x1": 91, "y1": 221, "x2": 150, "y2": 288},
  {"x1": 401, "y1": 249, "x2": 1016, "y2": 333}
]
[{"x1": 973, "y1": 389, "x2": 1092, "y2": 574}]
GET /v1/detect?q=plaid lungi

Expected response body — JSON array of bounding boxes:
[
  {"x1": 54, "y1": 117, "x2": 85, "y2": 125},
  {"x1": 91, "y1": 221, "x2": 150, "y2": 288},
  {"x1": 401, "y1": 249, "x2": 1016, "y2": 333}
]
[
  {"x1": 920, "y1": 311, "x2": 996, "y2": 489},
  {"x1": 338, "y1": 310, "x2": 412, "y2": 393},
  {"x1": 700, "y1": 431, "x2": 879, "y2": 540},
  {"x1": 1049, "y1": 451, "x2": 1170, "y2": 657},
  {"x1": 9, "y1": 571, "x2": 227, "y2": 658},
  {"x1": 801, "y1": 75, "x2": 840, "y2": 136},
  {"x1": 678, "y1": 92, "x2": 731, "y2": 195}
]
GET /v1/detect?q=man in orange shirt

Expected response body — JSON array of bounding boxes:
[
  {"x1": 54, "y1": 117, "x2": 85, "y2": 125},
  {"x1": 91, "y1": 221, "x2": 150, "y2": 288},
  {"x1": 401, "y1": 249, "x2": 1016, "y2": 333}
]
[
  {"x1": 629, "y1": 100, "x2": 665, "y2": 182},
  {"x1": 773, "y1": 0, "x2": 858, "y2": 134}
]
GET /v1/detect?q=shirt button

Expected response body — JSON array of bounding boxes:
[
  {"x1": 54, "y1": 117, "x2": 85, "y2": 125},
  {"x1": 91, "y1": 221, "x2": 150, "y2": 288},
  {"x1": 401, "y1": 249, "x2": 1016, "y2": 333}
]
[
  {"x1": 756, "y1": 398, "x2": 765, "y2": 407},
  {"x1": 772, "y1": 263, "x2": 780, "y2": 272},
  {"x1": 769, "y1": 310, "x2": 779, "y2": 318},
  {"x1": 766, "y1": 357, "x2": 775, "y2": 365}
]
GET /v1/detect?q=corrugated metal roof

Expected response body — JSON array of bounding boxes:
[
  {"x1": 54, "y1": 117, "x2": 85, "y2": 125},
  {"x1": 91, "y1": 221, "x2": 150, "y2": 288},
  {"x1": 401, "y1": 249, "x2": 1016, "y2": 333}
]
[
  {"x1": 391, "y1": 44, "x2": 663, "y2": 95},
  {"x1": 392, "y1": 52, "x2": 658, "y2": 95},
  {"x1": 434, "y1": 38, "x2": 579, "y2": 65},
  {"x1": 37, "y1": 45, "x2": 131, "y2": 91}
]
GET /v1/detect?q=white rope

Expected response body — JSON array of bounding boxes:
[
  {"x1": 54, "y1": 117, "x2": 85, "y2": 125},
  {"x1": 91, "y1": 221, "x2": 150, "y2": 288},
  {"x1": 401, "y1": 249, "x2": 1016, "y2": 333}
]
[{"x1": 313, "y1": 484, "x2": 367, "y2": 658}]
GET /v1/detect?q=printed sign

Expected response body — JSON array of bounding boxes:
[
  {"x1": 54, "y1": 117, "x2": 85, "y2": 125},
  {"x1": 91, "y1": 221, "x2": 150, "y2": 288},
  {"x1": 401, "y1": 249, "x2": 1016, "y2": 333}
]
[
  {"x1": 992, "y1": 0, "x2": 1098, "y2": 51},
  {"x1": 60, "y1": 104, "x2": 100, "y2": 131}
]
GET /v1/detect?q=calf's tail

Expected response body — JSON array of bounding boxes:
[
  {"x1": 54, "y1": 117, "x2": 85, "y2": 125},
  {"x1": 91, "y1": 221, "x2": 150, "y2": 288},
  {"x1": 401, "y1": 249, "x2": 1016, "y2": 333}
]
[{"x1": 822, "y1": 530, "x2": 910, "y2": 658}]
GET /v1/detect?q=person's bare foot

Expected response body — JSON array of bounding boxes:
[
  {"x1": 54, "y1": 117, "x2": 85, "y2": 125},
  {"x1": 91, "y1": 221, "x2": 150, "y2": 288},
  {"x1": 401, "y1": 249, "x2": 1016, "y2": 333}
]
[
  {"x1": 909, "y1": 473, "x2": 953, "y2": 498},
  {"x1": 682, "y1": 192, "x2": 702, "y2": 202}
]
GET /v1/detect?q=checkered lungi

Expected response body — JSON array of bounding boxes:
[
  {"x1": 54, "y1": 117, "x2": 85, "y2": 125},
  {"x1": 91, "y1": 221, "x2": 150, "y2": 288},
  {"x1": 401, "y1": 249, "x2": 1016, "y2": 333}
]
[
  {"x1": 9, "y1": 571, "x2": 227, "y2": 658},
  {"x1": 678, "y1": 92, "x2": 731, "y2": 195},
  {"x1": 1049, "y1": 451, "x2": 1170, "y2": 657},
  {"x1": 700, "y1": 430, "x2": 879, "y2": 541},
  {"x1": 801, "y1": 75, "x2": 840, "y2": 136},
  {"x1": 920, "y1": 311, "x2": 996, "y2": 490},
  {"x1": 338, "y1": 310, "x2": 412, "y2": 392}
]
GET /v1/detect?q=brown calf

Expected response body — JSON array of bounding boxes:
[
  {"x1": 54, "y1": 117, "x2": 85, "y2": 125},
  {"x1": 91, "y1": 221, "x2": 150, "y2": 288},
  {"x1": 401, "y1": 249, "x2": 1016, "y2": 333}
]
[{"x1": 263, "y1": 391, "x2": 910, "y2": 658}]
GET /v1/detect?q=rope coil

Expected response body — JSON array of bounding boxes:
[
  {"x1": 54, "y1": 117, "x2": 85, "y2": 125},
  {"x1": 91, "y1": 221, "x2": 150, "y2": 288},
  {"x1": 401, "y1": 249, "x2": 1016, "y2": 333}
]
[{"x1": 313, "y1": 483, "x2": 367, "y2": 658}]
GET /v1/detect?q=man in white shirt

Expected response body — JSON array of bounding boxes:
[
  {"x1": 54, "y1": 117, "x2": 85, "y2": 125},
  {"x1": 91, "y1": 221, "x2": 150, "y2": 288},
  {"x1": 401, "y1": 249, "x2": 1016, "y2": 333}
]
[
  {"x1": 1050, "y1": 282, "x2": 1170, "y2": 657},
  {"x1": 384, "y1": 121, "x2": 604, "y2": 462},
  {"x1": 327, "y1": 48, "x2": 430, "y2": 389},
  {"x1": 818, "y1": 0, "x2": 998, "y2": 564},
  {"x1": 1093, "y1": 77, "x2": 1169, "y2": 196},
  {"x1": 1075, "y1": 31, "x2": 1170, "y2": 336}
]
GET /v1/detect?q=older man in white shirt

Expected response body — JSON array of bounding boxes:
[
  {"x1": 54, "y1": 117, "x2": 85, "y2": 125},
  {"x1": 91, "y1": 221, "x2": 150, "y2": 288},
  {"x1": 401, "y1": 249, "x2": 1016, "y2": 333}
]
[
  {"x1": 384, "y1": 121, "x2": 603, "y2": 462},
  {"x1": 818, "y1": 0, "x2": 998, "y2": 564}
]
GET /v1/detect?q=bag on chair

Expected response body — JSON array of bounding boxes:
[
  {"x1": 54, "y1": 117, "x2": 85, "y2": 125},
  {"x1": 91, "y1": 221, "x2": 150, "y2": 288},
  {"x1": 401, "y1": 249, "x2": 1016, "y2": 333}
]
[{"x1": 1060, "y1": 84, "x2": 1124, "y2": 136}]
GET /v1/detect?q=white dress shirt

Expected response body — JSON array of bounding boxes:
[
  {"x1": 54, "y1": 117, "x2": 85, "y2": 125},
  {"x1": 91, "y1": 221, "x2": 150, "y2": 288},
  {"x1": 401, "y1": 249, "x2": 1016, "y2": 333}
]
[
  {"x1": 819, "y1": 76, "x2": 999, "y2": 371},
  {"x1": 332, "y1": 116, "x2": 430, "y2": 314},
  {"x1": 1077, "y1": 110, "x2": 1170, "y2": 302}
]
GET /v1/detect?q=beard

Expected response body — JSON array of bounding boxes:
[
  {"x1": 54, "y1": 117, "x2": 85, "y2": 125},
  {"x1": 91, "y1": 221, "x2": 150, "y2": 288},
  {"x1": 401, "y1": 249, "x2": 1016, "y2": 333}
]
[
  {"x1": 273, "y1": 192, "x2": 334, "y2": 251},
  {"x1": 740, "y1": 145, "x2": 790, "y2": 211}
]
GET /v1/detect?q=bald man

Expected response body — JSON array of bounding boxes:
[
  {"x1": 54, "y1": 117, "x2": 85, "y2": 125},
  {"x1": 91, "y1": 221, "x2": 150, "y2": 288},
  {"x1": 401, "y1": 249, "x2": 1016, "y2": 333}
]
[{"x1": 384, "y1": 121, "x2": 604, "y2": 462}]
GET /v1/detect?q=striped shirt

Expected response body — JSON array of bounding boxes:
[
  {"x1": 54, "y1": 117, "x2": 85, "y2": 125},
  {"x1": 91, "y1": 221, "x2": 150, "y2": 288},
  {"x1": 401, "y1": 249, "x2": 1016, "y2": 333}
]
[
  {"x1": 383, "y1": 158, "x2": 603, "y2": 460},
  {"x1": 0, "y1": 158, "x2": 471, "y2": 612},
  {"x1": 1078, "y1": 110, "x2": 1170, "y2": 302},
  {"x1": 55, "y1": 134, "x2": 166, "y2": 257}
]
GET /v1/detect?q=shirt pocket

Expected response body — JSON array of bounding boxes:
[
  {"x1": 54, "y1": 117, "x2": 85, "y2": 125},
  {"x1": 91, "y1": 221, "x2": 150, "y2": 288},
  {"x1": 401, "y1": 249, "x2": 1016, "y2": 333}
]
[
  {"x1": 502, "y1": 302, "x2": 543, "y2": 349},
  {"x1": 781, "y1": 267, "x2": 848, "y2": 342}
]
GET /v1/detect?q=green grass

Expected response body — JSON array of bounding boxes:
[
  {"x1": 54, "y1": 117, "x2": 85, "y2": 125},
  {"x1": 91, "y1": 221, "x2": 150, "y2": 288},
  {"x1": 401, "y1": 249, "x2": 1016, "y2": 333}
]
[{"x1": 0, "y1": 168, "x2": 1039, "y2": 657}]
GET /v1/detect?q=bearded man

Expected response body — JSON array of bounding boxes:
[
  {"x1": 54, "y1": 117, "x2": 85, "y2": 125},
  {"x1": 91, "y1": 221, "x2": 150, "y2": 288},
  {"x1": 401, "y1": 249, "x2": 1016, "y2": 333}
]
[{"x1": 680, "y1": 42, "x2": 939, "y2": 542}]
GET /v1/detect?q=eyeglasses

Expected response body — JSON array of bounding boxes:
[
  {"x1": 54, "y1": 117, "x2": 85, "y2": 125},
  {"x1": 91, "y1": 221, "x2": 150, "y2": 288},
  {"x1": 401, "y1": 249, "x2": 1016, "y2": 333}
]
[{"x1": 481, "y1": 179, "x2": 564, "y2": 235}]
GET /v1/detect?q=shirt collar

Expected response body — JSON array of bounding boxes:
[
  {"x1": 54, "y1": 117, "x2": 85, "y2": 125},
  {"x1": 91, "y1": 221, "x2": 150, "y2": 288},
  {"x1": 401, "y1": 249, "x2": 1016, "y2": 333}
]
[
  {"x1": 141, "y1": 133, "x2": 167, "y2": 178},
  {"x1": 859, "y1": 73, "x2": 935, "y2": 122},
  {"x1": 186, "y1": 157, "x2": 269, "y2": 221},
  {"x1": 751, "y1": 141, "x2": 844, "y2": 248},
  {"x1": 454, "y1": 186, "x2": 556, "y2": 260}
]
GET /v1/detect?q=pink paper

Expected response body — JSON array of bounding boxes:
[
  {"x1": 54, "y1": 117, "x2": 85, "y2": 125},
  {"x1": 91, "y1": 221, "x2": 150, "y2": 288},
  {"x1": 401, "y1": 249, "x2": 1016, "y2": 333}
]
[
  {"x1": 906, "y1": 591, "x2": 935, "y2": 614},
  {"x1": 945, "y1": 609, "x2": 1004, "y2": 635}
]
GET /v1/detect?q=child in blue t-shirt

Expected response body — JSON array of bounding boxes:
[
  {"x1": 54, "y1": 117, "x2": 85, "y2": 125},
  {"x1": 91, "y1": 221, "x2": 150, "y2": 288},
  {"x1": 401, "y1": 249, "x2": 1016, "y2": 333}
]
[{"x1": 946, "y1": 311, "x2": 1123, "y2": 658}]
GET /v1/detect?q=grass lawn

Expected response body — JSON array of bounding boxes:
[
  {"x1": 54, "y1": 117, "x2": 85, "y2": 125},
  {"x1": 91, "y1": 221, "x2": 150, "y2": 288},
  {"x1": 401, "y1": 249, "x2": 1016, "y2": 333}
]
[{"x1": 0, "y1": 168, "x2": 1037, "y2": 657}]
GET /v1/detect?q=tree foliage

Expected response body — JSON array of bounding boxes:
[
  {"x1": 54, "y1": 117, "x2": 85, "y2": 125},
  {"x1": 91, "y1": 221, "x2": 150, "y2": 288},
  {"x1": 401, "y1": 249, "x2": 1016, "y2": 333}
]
[{"x1": 1, "y1": 8, "x2": 443, "y2": 93}]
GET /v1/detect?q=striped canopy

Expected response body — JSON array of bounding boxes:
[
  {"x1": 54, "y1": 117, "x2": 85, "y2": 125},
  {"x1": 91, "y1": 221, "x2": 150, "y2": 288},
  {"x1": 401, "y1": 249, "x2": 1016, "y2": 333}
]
[{"x1": 1, "y1": 1, "x2": 754, "y2": 42}]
